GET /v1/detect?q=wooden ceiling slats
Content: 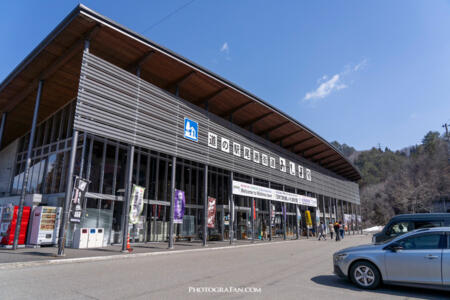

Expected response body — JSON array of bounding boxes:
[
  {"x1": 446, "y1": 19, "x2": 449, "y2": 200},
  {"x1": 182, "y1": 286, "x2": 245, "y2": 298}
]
[{"x1": 0, "y1": 12, "x2": 360, "y2": 181}]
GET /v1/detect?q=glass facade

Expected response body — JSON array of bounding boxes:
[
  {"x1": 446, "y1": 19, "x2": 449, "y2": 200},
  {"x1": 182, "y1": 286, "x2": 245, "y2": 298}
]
[{"x1": 5, "y1": 98, "x2": 358, "y2": 247}]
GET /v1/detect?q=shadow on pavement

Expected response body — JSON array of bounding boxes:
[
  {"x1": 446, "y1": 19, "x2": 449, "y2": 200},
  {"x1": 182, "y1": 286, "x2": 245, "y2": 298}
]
[{"x1": 311, "y1": 275, "x2": 449, "y2": 300}]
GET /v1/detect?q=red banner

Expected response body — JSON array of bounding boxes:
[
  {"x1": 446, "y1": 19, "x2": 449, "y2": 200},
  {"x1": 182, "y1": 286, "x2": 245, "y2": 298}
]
[
  {"x1": 253, "y1": 199, "x2": 256, "y2": 220},
  {"x1": 207, "y1": 197, "x2": 217, "y2": 228}
]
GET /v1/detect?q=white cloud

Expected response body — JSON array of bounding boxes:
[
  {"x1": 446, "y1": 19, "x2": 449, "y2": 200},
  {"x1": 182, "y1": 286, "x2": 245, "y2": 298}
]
[
  {"x1": 353, "y1": 58, "x2": 368, "y2": 72},
  {"x1": 220, "y1": 42, "x2": 229, "y2": 53},
  {"x1": 303, "y1": 58, "x2": 367, "y2": 101},
  {"x1": 304, "y1": 74, "x2": 347, "y2": 100}
]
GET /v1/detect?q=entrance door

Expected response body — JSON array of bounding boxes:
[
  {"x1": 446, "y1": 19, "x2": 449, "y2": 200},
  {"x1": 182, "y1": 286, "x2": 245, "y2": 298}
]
[{"x1": 236, "y1": 211, "x2": 249, "y2": 239}]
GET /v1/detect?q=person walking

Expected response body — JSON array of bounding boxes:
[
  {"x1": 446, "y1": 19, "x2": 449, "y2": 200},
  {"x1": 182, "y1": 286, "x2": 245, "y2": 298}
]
[
  {"x1": 334, "y1": 221, "x2": 340, "y2": 241},
  {"x1": 328, "y1": 221, "x2": 334, "y2": 240},
  {"x1": 339, "y1": 221, "x2": 345, "y2": 240},
  {"x1": 317, "y1": 222, "x2": 326, "y2": 240}
]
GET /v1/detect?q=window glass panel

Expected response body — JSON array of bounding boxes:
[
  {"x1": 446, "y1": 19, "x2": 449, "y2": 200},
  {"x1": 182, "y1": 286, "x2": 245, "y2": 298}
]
[
  {"x1": 387, "y1": 221, "x2": 413, "y2": 236},
  {"x1": 103, "y1": 144, "x2": 116, "y2": 194},
  {"x1": 89, "y1": 140, "x2": 104, "y2": 193},
  {"x1": 44, "y1": 154, "x2": 56, "y2": 194},
  {"x1": 414, "y1": 221, "x2": 442, "y2": 230},
  {"x1": 398, "y1": 234, "x2": 442, "y2": 250},
  {"x1": 116, "y1": 147, "x2": 128, "y2": 193},
  {"x1": 59, "y1": 152, "x2": 69, "y2": 193},
  {"x1": 51, "y1": 153, "x2": 64, "y2": 193}
]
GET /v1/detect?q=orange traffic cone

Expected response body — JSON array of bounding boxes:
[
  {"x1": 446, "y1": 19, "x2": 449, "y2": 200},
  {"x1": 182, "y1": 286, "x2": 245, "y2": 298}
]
[{"x1": 126, "y1": 233, "x2": 133, "y2": 252}]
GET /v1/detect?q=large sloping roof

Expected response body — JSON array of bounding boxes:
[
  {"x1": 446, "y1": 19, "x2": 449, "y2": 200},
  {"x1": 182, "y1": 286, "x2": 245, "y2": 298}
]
[{"x1": 0, "y1": 4, "x2": 361, "y2": 181}]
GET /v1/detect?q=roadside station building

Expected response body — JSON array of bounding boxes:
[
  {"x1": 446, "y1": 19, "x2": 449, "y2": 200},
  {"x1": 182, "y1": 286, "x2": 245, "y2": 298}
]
[{"x1": 0, "y1": 5, "x2": 361, "y2": 248}]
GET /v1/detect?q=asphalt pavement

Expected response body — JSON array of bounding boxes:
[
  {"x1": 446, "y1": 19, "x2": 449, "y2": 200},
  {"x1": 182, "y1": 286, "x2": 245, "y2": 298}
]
[{"x1": 0, "y1": 234, "x2": 448, "y2": 300}]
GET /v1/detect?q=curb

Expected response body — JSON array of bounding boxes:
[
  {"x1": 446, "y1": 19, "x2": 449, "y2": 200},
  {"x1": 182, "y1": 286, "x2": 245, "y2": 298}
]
[{"x1": 0, "y1": 239, "x2": 296, "y2": 270}]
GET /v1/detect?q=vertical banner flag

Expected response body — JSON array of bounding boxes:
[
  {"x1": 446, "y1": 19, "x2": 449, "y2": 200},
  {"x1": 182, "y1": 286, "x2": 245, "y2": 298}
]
[
  {"x1": 207, "y1": 197, "x2": 217, "y2": 228},
  {"x1": 70, "y1": 177, "x2": 89, "y2": 223},
  {"x1": 271, "y1": 204, "x2": 276, "y2": 224},
  {"x1": 305, "y1": 210, "x2": 312, "y2": 227},
  {"x1": 253, "y1": 199, "x2": 256, "y2": 220},
  {"x1": 296, "y1": 206, "x2": 301, "y2": 222},
  {"x1": 129, "y1": 185, "x2": 145, "y2": 224},
  {"x1": 174, "y1": 189, "x2": 185, "y2": 224}
]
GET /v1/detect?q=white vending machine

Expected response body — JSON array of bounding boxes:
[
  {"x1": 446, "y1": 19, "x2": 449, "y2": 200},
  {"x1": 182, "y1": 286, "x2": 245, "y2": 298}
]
[{"x1": 27, "y1": 206, "x2": 62, "y2": 245}]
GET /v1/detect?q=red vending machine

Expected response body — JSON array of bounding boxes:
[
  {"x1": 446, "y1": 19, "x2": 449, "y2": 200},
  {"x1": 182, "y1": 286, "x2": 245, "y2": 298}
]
[{"x1": 0, "y1": 204, "x2": 31, "y2": 246}]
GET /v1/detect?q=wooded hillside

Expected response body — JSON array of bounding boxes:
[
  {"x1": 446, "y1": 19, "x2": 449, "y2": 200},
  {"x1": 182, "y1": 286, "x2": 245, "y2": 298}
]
[{"x1": 332, "y1": 131, "x2": 450, "y2": 226}]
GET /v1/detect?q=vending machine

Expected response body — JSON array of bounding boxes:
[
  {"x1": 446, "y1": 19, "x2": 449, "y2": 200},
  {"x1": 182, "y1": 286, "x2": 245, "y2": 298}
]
[
  {"x1": 27, "y1": 206, "x2": 62, "y2": 245},
  {"x1": 0, "y1": 204, "x2": 31, "y2": 246}
]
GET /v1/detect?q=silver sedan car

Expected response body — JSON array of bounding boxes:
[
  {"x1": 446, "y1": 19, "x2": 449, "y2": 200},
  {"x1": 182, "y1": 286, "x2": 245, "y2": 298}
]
[{"x1": 333, "y1": 227, "x2": 450, "y2": 290}]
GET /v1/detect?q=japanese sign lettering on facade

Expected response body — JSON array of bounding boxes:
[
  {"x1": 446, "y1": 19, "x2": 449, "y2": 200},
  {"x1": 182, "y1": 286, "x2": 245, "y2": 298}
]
[
  {"x1": 208, "y1": 132, "x2": 217, "y2": 149},
  {"x1": 253, "y1": 150, "x2": 260, "y2": 163},
  {"x1": 221, "y1": 137, "x2": 230, "y2": 153},
  {"x1": 243, "y1": 147, "x2": 251, "y2": 160},
  {"x1": 233, "y1": 142, "x2": 241, "y2": 157},
  {"x1": 289, "y1": 161, "x2": 296, "y2": 176},
  {"x1": 279, "y1": 157, "x2": 286, "y2": 172},
  {"x1": 298, "y1": 165, "x2": 304, "y2": 178},
  {"x1": 269, "y1": 157, "x2": 276, "y2": 169},
  {"x1": 184, "y1": 116, "x2": 314, "y2": 183},
  {"x1": 306, "y1": 168, "x2": 312, "y2": 181},
  {"x1": 261, "y1": 154, "x2": 268, "y2": 166}
]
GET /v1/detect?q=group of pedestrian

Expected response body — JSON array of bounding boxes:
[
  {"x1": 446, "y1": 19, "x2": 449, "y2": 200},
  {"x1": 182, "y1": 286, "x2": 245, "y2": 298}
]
[{"x1": 317, "y1": 220, "x2": 345, "y2": 241}]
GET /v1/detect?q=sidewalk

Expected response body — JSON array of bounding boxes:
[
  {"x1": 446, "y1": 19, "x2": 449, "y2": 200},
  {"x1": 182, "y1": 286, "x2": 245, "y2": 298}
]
[
  {"x1": 0, "y1": 238, "x2": 286, "y2": 267},
  {"x1": 0, "y1": 234, "x2": 367, "y2": 269}
]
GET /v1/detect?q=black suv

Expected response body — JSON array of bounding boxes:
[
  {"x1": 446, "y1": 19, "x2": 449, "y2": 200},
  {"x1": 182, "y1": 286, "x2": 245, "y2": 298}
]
[{"x1": 372, "y1": 213, "x2": 450, "y2": 243}]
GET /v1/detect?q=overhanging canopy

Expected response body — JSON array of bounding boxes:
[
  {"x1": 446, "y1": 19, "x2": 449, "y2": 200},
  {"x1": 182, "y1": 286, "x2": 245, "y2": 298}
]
[{"x1": 0, "y1": 4, "x2": 361, "y2": 181}]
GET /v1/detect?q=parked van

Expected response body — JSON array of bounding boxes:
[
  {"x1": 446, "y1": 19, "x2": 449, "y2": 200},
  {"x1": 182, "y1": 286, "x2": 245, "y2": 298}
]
[{"x1": 372, "y1": 213, "x2": 450, "y2": 243}]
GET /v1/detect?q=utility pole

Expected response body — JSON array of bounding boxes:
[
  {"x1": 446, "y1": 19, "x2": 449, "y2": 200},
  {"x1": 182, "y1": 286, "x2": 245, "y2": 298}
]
[{"x1": 443, "y1": 123, "x2": 449, "y2": 164}]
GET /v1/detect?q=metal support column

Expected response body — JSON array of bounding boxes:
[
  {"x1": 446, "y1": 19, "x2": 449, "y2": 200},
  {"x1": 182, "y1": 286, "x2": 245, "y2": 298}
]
[
  {"x1": 13, "y1": 80, "x2": 43, "y2": 250},
  {"x1": 57, "y1": 130, "x2": 79, "y2": 256},
  {"x1": 121, "y1": 145, "x2": 135, "y2": 252},
  {"x1": 359, "y1": 205, "x2": 363, "y2": 234},
  {"x1": 0, "y1": 112, "x2": 6, "y2": 149},
  {"x1": 250, "y1": 178, "x2": 254, "y2": 243},
  {"x1": 322, "y1": 196, "x2": 326, "y2": 226},
  {"x1": 168, "y1": 156, "x2": 176, "y2": 249},
  {"x1": 295, "y1": 205, "x2": 299, "y2": 240},
  {"x1": 203, "y1": 165, "x2": 208, "y2": 246},
  {"x1": 268, "y1": 182, "x2": 272, "y2": 241},
  {"x1": 352, "y1": 203, "x2": 356, "y2": 235},
  {"x1": 334, "y1": 199, "x2": 338, "y2": 222},
  {"x1": 282, "y1": 186, "x2": 286, "y2": 240},
  {"x1": 328, "y1": 197, "x2": 332, "y2": 223},
  {"x1": 229, "y1": 172, "x2": 234, "y2": 244},
  {"x1": 283, "y1": 203, "x2": 287, "y2": 240}
]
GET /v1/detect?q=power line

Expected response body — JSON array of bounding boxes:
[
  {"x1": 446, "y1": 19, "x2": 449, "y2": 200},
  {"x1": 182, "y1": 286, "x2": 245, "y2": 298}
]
[{"x1": 142, "y1": 0, "x2": 196, "y2": 34}]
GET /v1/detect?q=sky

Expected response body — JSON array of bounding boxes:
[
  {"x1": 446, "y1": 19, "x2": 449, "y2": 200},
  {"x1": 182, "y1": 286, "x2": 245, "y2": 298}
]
[{"x1": 1, "y1": 1, "x2": 450, "y2": 151}]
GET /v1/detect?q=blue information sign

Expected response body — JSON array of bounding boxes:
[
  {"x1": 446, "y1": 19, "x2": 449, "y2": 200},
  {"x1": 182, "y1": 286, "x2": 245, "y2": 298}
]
[{"x1": 184, "y1": 118, "x2": 198, "y2": 142}]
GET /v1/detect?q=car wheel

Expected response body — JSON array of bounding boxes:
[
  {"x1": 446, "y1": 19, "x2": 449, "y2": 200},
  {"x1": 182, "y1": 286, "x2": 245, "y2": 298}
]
[{"x1": 350, "y1": 261, "x2": 381, "y2": 289}]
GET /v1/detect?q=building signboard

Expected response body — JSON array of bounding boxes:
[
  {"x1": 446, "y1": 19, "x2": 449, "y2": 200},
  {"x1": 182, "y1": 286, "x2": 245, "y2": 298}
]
[
  {"x1": 184, "y1": 118, "x2": 198, "y2": 142},
  {"x1": 232, "y1": 181, "x2": 317, "y2": 207},
  {"x1": 200, "y1": 123, "x2": 314, "y2": 183}
]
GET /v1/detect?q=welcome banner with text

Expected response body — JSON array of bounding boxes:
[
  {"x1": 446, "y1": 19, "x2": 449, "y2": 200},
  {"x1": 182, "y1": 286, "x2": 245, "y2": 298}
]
[{"x1": 232, "y1": 181, "x2": 317, "y2": 207}]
